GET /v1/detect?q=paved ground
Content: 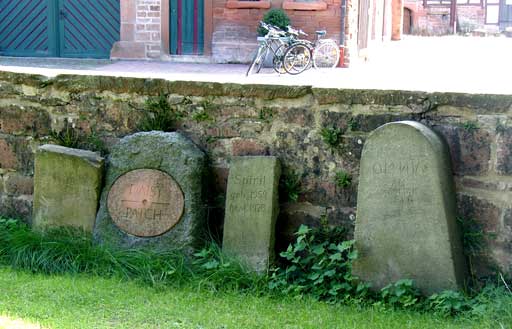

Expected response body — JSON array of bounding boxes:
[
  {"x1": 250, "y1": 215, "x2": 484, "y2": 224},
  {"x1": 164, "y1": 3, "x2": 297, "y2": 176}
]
[{"x1": 1, "y1": 36, "x2": 511, "y2": 94}]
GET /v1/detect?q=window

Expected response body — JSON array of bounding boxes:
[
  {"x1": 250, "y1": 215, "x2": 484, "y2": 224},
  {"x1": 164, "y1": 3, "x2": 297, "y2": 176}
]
[
  {"x1": 225, "y1": 0, "x2": 271, "y2": 9},
  {"x1": 424, "y1": 0, "x2": 482, "y2": 6},
  {"x1": 282, "y1": 0, "x2": 328, "y2": 11}
]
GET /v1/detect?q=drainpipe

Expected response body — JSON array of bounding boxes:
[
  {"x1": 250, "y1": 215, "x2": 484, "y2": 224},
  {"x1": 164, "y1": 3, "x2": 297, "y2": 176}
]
[
  {"x1": 339, "y1": 0, "x2": 347, "y2": 67},
  {"x1": 449, "y1": 0, "x2": 457, "y2": 34}
]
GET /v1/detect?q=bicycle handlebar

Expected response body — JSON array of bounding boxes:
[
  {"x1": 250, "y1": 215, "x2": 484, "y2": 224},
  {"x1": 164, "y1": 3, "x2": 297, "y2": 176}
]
[
  {"x1": 259, "y1": 21, "x2": 314, "y2": 39},
  {"x1": 259, "y1": 21, "x2": 286, "y2": 38},
  {"x1": 286, "y1": 25, "x2": 308, "y2": 37}
]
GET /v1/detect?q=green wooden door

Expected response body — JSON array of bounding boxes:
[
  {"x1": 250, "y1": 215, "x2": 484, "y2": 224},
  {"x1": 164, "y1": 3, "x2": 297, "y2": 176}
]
[
  {"x1": 170, "y1": 0, "x2": 204, "y2": 55},
  {"x1": 59, "y1": 0, "x2": 120, "y2": 58},
  {"x1": 0, "y1": 0, "x2": 119, "y2": 58},
  {"x1": 0, "y1": 0, "x2": 57, "y2": 57}
]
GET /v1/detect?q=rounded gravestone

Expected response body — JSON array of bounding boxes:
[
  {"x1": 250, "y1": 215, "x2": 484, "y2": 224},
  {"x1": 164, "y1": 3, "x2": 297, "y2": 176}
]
[
  {"x1": 107, "y1": 169, "x2": 185, "y2": 237},
  {"x1": 94, "y1": 132, "x2": 206, "y2": 251},
  {"x1": 353, "y1": 121, "x2": 467, "y2": 294}
]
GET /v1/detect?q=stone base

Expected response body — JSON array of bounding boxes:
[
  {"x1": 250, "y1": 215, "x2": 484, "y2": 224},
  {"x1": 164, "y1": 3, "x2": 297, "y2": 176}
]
[
  {"x1": 110, "y1": 41, "x2": 147, "y2": 60},
  {"x1": 212, "y1": 22, "x2": 256, "y2": 64},
  {"x1": 212, "y1": 41, "x2": 256, "y2": 64}
]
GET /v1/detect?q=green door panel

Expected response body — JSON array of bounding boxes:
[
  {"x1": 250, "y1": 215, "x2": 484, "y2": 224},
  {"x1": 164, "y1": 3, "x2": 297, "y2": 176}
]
[{"x1": 0, "y1": 0, "x2": 57, "y2": 57}]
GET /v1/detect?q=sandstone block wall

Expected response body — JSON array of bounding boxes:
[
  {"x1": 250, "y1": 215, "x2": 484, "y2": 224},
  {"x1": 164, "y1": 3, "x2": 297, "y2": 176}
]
[{"x1": 0, "y1": 71, "x2": 511, "y2": 279}]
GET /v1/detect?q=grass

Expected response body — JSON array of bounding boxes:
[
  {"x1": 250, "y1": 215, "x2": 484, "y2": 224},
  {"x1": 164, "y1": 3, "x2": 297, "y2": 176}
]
[
  {"x1": 0, "y1": 222, "x2": 192, "y2": 287},
  {"x1": 0, "y1": 219, "x2": 264, "y2": 293},
  {"x1": 0, "y1": 267, "x2": 488, "y2": 329},
  {"x1": 1, "y1": 219, "x2": 511, "y2": 328}
]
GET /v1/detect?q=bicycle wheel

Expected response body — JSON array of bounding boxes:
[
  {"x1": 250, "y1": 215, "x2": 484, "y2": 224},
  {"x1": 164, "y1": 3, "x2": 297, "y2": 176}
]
[
  {"x1": 246, "y1": 46, "x2": 266, "y2": 77},
  {"x1": 256, "y1": 47, "x2": 269, "y2": 73},
  {"x1": 283, "y1": 43, "x2": 312, "y2": 75},
  {"x1": 312, "y1": 41, "x2": 340, "y2": 70},
  {"x1": 272, "y1": 44, "x2": 287, "y2": 74}
]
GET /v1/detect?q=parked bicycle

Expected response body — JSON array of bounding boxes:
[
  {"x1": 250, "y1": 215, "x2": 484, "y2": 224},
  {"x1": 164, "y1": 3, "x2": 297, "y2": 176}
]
[
  {"x1": 282, "y1": 28, "x2": 340, "y2": 75},
  {"x1": 246, "y1": 22, "x2": 289, "y2": 76},
  {"x1": 246, "y1": 22, "x2": 340, "y2": 76}
]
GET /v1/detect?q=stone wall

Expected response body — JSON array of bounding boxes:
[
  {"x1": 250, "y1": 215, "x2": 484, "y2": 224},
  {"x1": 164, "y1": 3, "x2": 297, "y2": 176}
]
[{"x1": 1, "y1": 71, "x2": 511, "y2": 279}]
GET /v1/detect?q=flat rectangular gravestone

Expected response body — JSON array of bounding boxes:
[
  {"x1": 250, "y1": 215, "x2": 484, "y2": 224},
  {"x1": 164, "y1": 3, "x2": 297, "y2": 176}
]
[
  {"x1": 223, "y1": 156, "x2": 281, "y2": 273},
  {"x1": 354, "y1": 121, "x2": 467, "y2": 295},
  {"x1": 33, "y1": 145, "x2": 104, "y2": 232}
]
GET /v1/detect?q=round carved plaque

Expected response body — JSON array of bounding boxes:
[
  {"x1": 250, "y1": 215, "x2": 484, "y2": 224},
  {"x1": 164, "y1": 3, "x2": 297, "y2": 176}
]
[{"x1": 107, "y1": 169, "x2": 185, "y2": 237}]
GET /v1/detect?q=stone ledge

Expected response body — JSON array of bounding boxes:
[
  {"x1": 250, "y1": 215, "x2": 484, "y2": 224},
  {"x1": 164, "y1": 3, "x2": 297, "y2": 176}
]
[
  {"x1": 282, "y1": 0, "x2": 328, "y2": 11},
  {"x1": 110, "y1": 41, "x2": 147, "y2": 60},
  {"x1": 226, "y1": 1, "x2": 271, "y2": 9}
]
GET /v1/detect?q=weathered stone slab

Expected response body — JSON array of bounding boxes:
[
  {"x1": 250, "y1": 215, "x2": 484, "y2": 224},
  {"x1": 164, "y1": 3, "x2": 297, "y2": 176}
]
[
  {"x1": 223, "y1": 156, "x2": 281, "y2": 272},
  {"x1": 354, "y1": 121, "x2": 467, "y2": 294},
  {"x1": 33, "y1": 145, "x2": 104, "y2": 231},
  {"x1": 94, "y1": 132, "x2": 206, "y2": 251}
]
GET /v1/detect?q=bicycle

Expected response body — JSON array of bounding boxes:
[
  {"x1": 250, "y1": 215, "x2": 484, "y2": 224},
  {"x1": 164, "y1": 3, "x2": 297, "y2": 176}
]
[
  {"x1": 246, "y1": 22, "x2": 289, "y2": 76},
  {"x1": 282, "y1": 29, "x2": 340, "y2": 75}
]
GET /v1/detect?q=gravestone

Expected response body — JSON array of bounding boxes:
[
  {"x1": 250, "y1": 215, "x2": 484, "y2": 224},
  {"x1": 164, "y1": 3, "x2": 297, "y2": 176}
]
[
  {"x1": 33, "y1": 145, "x2": 104, "y2": 231},
  {"x1": 223, "y1": 156, "x2": 281, "y2": 273},
  {"x1": 94, "y1": 132, "x2": 206, "y2": 251},
  {"x1": 354, "y1": 121, "x2": 466, "y2": 294}
]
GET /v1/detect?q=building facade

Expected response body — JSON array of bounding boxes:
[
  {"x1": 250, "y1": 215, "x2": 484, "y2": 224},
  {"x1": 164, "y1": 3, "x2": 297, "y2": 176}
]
[
  {"x1": 0, "y1": 0, "x2": 405, "y2": 66},
  {"x1": 403, "y1": 0, "x2": 512, "y2": 35},
  {"x1": 112, "y1": 0, "x2": 404, "y2": 66}
]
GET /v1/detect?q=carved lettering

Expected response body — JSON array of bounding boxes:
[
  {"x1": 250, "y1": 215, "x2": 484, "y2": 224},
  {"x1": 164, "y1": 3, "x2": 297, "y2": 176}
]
[
  {"x1": 372, "y1": 160, "x2": 428, "y2": 176},
  {"x1": 233, "y1": 175, "x2": 267, "y2": 186},
  {"x1": 108, "y1": 169, "x2": 185, "y2": 237},
  {"x1": 229, "y1": 203, "x2": 266, "y2": 214}
]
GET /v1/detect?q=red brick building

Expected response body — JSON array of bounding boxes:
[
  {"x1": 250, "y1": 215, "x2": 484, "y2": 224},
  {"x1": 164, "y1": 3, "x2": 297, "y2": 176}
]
[
  {"x1": 403, "y1": 0, "x2": 512, "y2": 35},
  {"x1": 111, "y1": 0, "x2": 406, "y2": 67}
]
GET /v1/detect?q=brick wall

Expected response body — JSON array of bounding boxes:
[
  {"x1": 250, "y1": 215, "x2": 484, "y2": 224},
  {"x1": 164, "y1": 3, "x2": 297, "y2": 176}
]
[
  {"x1": 112, "y1": 0, "x2": 162, "y2": 59},
  {"x1": 135, "y1": 0, "x2": 162, "y2": 58},
  {"x1": 212, "y1": 0, "x2": 343, "y2": 63},
  {"x1": 404, "y1": 0, "x2": 485, "y2": 35},
  {"x1": 2, "y1": 71, "x2": 512, "y2": 279}
]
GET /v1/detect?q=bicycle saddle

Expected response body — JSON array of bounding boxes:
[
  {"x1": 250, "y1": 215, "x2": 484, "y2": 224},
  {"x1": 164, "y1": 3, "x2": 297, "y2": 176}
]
[{"x1": 315, "y1": 30, "x2": 327, "y2": 36}]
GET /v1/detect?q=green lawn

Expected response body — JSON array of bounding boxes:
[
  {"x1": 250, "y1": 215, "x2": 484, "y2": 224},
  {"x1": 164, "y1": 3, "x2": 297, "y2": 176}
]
[{"x1": 0, "y1": 267, "x2": 499, "y2": 329}]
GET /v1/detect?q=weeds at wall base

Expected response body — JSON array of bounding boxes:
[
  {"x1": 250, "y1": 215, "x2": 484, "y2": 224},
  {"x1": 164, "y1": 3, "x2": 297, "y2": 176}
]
[{"x1": 0, "y1": 218, "x2": 511, "y2": 324}]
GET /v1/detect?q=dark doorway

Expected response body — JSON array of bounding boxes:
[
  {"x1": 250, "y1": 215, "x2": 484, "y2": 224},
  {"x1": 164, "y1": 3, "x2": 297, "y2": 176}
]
[{"x1": 403, "y1": 8, "x2": 412, "y2": 34}]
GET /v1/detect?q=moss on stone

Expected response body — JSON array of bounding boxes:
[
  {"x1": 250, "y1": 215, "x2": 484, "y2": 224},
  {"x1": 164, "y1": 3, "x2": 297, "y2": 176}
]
[{"x1": 0, "y1": 71, "x2": 49, "y2": 88}]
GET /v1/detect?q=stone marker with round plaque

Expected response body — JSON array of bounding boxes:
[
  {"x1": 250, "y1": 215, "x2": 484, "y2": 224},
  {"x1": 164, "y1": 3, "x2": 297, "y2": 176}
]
[{"x1": 94, "y1": 132, "x2": 206, "y2": 251}]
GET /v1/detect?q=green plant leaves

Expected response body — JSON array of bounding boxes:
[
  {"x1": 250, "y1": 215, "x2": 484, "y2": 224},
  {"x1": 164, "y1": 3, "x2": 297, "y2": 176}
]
[
  {"x1": 269, "y1": 224, "x2": 362, "y2": 302},
  {"x1": 257, "y1": 9, "x2": 291, "y2": 36},
  {"x1": 138, "y1": 95, "x2": 182, "y2": 132},
  {"x1": 379, "y1": 279, "x2": 421, "y2": 309},
  {"x1": 320, "y1": 126, "x2": 343, "y2": 149},
  {"x1": 427, "y1": 290, "x2": 470, "y2": 317}
]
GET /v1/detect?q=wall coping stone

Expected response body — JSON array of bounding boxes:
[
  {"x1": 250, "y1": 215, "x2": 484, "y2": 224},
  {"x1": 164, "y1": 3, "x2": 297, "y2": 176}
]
[{"x1": 0, "y1": 71, "x2": 511, "y2": 112}]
